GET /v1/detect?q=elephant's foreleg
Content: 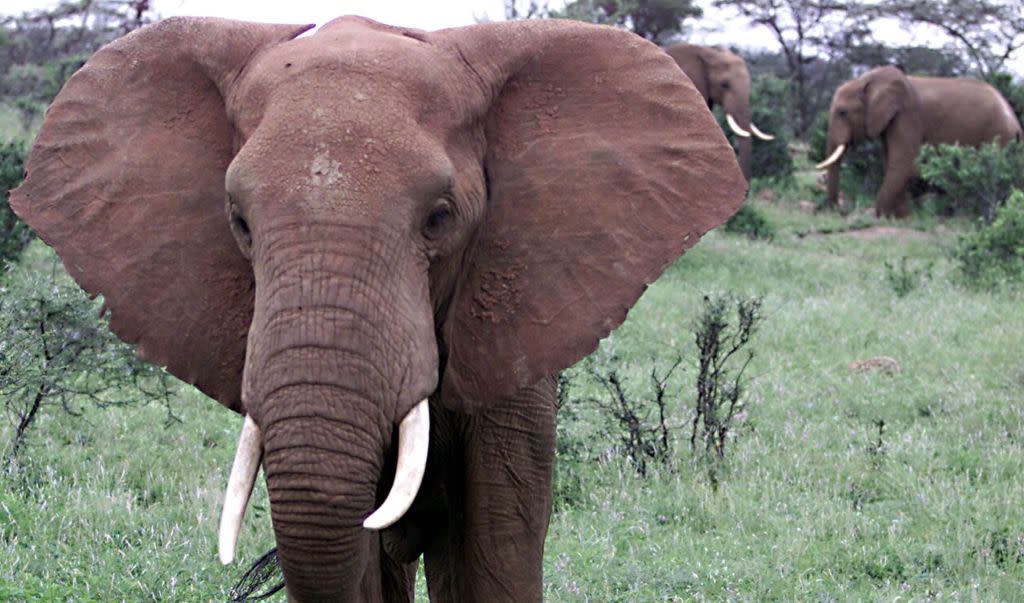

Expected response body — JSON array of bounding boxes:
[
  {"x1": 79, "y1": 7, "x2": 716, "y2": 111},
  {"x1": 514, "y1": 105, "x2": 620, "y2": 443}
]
[
  {"x1": 424, "y1": 376, "x2": 557, "y2": 602},
  {"x1": 875, "y1": 132, "x2": 920, "y2": 218}
]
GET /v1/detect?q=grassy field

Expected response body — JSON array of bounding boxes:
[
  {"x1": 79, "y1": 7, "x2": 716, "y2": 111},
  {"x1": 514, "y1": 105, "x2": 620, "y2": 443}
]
[{"x1": 2, "y1": 197, "x2": 1023, "y2": 601}]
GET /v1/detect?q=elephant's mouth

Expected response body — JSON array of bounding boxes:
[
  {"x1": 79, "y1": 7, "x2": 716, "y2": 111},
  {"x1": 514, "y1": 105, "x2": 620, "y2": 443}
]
[{"x1": 215, "y1": 398, "x2": 431, "y2": 565}]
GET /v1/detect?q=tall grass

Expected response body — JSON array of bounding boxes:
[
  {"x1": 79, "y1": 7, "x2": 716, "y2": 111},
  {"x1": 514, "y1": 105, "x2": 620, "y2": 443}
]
[{"x1": 2, "y1": 202, "x2": 1022, "y2": 601}]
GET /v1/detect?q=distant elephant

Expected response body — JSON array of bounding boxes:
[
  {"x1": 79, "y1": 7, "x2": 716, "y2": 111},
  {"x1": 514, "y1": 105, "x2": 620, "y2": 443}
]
[
  {"x1": 665, "y1": 43, "x2": 775, "y2": 181},
  {"x1": 817, "y1": 65, "x2": 1022, "y2": 217},
  {"x1": 12, "y1": 16, "x2": 745, "y2": 602}
]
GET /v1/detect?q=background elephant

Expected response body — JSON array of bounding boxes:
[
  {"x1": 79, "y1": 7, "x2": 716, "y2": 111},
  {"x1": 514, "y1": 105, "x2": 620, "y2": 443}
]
[
  {"x1": 665, "y1": 43, "x2": 775, "y2": 182},
  {"x1": 11, "y1": 16, "x2": 745, "y2": 602},
  {"x1": 817, "y1": 65, "x2": 1023, "y2": 217}
]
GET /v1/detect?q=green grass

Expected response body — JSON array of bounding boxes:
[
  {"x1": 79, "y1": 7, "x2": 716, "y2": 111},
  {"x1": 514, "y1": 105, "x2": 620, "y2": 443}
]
[
  {"x1": 0, "y1": 102, "x2": 41, "y2": 143},
  {"x1": 3, "y1": 202, "x2": 1024, "y2": 601}
]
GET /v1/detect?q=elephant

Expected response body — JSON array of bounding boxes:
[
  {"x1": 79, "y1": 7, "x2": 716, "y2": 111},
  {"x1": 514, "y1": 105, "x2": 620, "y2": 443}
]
[
  {"x1": 664, "y1": 43, "x2": 775, "y2": 182},
  {"x1": 11, "y1": 15, "x2": 746, "y2": 602},
  {"x1": 817, "y1": 65, "x2": 1023, "y2": 218}
]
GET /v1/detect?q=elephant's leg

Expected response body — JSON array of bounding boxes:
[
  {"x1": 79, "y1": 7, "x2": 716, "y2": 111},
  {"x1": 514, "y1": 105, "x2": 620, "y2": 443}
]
[
  {"x1": 424, "y1": 376, "x2": 558, "y2": 602},
  {"x1": 875, "y1": 132, "x2": 920, "y2": 218}
]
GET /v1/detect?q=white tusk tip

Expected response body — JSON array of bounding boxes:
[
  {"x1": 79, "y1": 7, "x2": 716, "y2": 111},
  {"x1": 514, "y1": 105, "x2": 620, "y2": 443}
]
[
  {"x1": 362, "y1": 399, "x2": 430, "y2": 532},
  {"x1": 725, "y1": 113, "x2": 751, "y2": 138},
  {"x1": 749, "y1": 123, "x2": 775, "y2": 140},
  {"x1": 218, "y1": 548, "x2": 235, "y2": 565}
]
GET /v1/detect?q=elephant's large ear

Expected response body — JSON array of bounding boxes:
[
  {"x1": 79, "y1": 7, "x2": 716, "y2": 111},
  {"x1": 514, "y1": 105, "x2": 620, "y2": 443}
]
[
  {"x1": 666, "y1": 44, "x2": 710, "y2": 101},
  {"x1": 10, "y1": 18, "x2": 312, "y2": 412},
  {"x1": 436, "y1": 21, "x2": 746, "y2": 410},
  {"x1": 865, "y1": 66, "x2": 909, "y2": 137}
]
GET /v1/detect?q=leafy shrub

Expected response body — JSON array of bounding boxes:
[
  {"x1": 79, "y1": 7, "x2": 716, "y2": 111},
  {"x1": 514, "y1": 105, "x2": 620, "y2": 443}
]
[
  {"x1": 953, "y1": 188, "x2": 1024, "y2": 290},
  {"x1": 809, "y1": 110, "x2": 885, "y2": 208},
  {"x1": 1, "y1": 248, "x2": 175, "y2": 463},
  {"x1": 715, "y1": 74, "x2": 794, "y2": 182},
  {"x1": 724, "y1": 202, "x2": 775, "y2": 240},
  {"x1": 0, "y1": 140, "x2": 34, "y2": 266},
  {"x1": 917, "y1": 142, "x2": 1024, "y2": 222},
  {"x1": 883, "y1": 257, "x2": 932, "y2": 297},
  {"x1": 748, "y1": 74, "x2": 794, "y2": 181}
]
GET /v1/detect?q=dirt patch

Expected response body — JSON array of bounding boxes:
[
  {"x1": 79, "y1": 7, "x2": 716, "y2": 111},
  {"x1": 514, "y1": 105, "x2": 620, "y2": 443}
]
[
  {"x1": 840, "y1": 226, "x2": 930, "y2": 240},
  {"x1": 800, "y1": 225, "x2": 931, "y2": 240}
]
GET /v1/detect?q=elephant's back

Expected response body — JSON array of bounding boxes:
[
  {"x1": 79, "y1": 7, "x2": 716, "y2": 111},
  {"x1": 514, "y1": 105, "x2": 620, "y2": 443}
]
[{"x1": 912, "y1": 75, "x2": 1021, "y2": 145}]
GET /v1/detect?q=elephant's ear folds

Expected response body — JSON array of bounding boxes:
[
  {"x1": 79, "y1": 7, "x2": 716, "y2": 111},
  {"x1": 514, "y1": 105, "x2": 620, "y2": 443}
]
[
  {"x1": 865, "y1": 66, "x2": 910, "y2": 137},
  {"x1": 439, "y1": 20, "x2": 746, "y2": 410},
  {"x1": 10, "y1": 18, "x2": 311, "y2": 412}
]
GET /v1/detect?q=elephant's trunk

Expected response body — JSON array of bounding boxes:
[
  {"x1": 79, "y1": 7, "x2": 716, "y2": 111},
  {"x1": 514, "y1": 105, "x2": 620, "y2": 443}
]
[
  {"x1": 820, "y1": 133, "x2": 847, "y2": 208},
  {"x1": 826, "y1": 161, "x2": 841, "y2": 210},
  {"x1": 262, "y1": 391, "x2": 383, "y2": 601},
  {"x1": 239, "y1": 235, "x2": 438, "y2": 601},
  {"x1": 723, "y1": 100, "x2": 753, "y2": 182}
]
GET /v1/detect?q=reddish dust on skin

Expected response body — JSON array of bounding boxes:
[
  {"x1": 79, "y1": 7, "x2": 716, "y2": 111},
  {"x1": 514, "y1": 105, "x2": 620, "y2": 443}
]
[{"x1": 470, "y1": 261, "x2": 525, "y2": 324}]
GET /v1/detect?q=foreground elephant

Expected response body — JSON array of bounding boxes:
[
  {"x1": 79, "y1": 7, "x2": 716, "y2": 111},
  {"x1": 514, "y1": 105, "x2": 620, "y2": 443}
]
[
  {"x1": 12, "y1": 16, "x2": 745, "y2": 602},
  {"x1": 665, "y1": 43, "x2": 775, "y2": 181},
  {"x1": 817, "y1": 65, "x2": 1023, "y2": 217}
]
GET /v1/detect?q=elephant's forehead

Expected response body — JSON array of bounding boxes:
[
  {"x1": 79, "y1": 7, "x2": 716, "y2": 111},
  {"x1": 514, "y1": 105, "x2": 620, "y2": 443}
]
[{"x1": 231, "y1": 23, "x2": 465, "y2": 140}]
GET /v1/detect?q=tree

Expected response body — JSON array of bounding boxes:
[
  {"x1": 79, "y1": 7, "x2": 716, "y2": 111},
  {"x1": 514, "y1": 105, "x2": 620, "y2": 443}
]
[
  {"x1": 880, "y1": 0, "x2": 1024, "y2": 77},
  {"x1": 502, "y1": 0, "x2": 552, "y2": 19},
  {"x1": 714, "y1": 0, "x2": 875, "y2": 134},
  {"x1": 555, "y1": 0, "x2": 703, "y2": 43},
  {"x1": 1, "y1": 0, "x2": 155, "y2": 104}
]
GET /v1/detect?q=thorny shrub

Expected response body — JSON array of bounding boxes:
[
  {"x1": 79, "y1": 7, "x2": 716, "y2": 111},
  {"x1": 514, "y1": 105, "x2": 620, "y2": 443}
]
[{"x1": 1, "y1": 252, "x2": 176, "y2": 465}]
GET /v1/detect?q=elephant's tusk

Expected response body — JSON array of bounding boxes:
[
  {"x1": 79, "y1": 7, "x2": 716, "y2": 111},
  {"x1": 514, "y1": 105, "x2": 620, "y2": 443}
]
[
  {"x1": 218, "y1": 414, "x2": 263, "y2": 565},
  {"x1": 749, "y1": 122, "x2": 775, "y2": 141},
  {"x1": 815, "y1": 144, "x2": 846, "y2": 169},
  {"x1": 363, "y1": 399, "x2": 430, "y2": 530},
  {"x1": 725, "y1": 113, "x2": 751, "y2": 138}
]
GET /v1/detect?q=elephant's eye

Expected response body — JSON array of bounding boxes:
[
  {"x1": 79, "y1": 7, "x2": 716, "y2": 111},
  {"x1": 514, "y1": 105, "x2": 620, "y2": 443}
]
[
  {"x1": 721, "y1": 81, "x2": 731, "y2": 89},
  {"x1": 228, "y1": 202, "x2": 252, "y2": 259},
  {"x1": 423, "y1": 200, "x2": 453, "y2": 241},
  {"x1": 838, "y1": 109, "x2": 848, "y2": 117}
]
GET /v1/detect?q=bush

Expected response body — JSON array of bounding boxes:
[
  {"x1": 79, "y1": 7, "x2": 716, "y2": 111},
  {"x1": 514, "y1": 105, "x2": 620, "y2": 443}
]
[
  {"x1": 883, "y1": 256, "x2": 932, "y2": 297},
  {"x1": 748, "y1": 74, "x2": 794, "y2": 181},
  {"x1": 716, "y1": 74, "x2": 794, "y2": 182},
  {"x1": 809, "y1": 110, "x2": 885, "y2": 208},
  {"x1": 917, "y1": 142, "x2": 1024, "y2": 222},
  {"x1": 1, "y1": 248, "x2": 176, "y2": 464},
  {"x1": 953, "y1": 188, "x2": 1024, "y2": 290},
  {"x1": 724, "y1": 202, "x2": 775, "y2": 240},
  {"x1": 0, "y1": 140, "x2": 34, "y2": 266},
  {"x1": 691, "y1": 294, "x2": 762, "y2": 468}
]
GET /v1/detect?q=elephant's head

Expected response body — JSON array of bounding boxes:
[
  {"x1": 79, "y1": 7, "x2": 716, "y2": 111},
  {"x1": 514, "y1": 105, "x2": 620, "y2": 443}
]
[
  {"x1": 11, "y1": 16, "x2": 745, "y2": 600},
  {"x1": 817, "y1": 65, "x2": 919, "y2": 207},
  {"x1": 665, "y1": 43, "x2": 774, "y2": 181}
]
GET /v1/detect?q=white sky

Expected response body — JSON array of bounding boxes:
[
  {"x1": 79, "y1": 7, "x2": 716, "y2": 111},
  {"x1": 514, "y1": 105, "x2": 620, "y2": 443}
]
[{"x1": 3, "y1": 0, "x2": 1021, "y2": 74}]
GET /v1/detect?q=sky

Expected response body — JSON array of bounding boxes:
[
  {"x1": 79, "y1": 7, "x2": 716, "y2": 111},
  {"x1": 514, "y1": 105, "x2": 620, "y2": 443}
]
[{"x1": 3, "y1": 0, "x2": 1021, "y2": 74}]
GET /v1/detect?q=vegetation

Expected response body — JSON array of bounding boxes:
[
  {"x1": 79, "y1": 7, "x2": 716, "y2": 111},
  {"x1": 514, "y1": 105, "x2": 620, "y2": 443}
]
[
  {"x1": 2, "y1": 203, "x2": 1023, "y2": 600},
  {"x1": 747, "y1": 74, "x2": 794, "y2": 181},
  {"x1": 724, "y1": 202, "x2": 776, "y2": 240},
  {"x1": 1, "y1": 244, "x2": 176, "y2": 465},
  {"x1": 953, "y1": 188, "x2": 1024, "y2": 290},
  {"x1": 0, "y1": 140, "x2": 32, "y2": 264},
  {"x1": 2, "y1": 2, "x2": 1024, "y2": 601},
  {"x1": 917, "y1": 142, "x2": 1024, "y2": 221}
]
